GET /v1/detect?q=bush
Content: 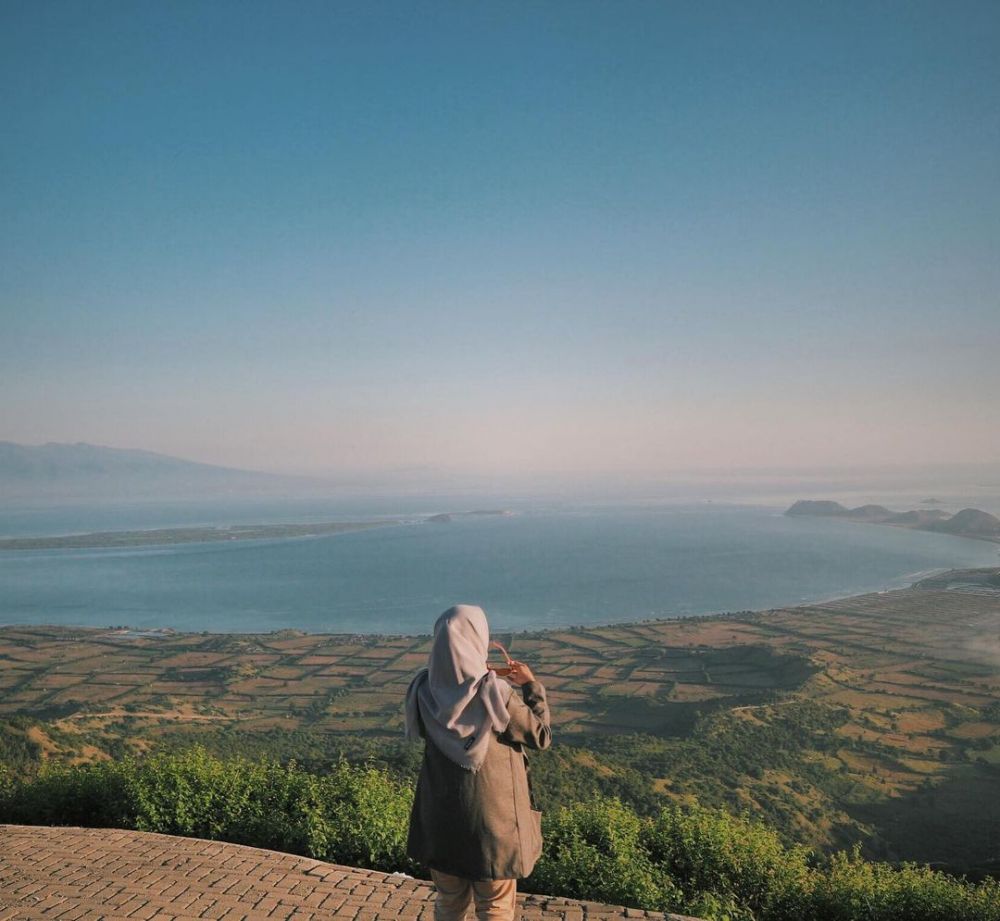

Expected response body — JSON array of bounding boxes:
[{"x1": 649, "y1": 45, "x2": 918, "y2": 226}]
[
  {"x1": 129, "y1": 748, "x2": 332, "y2": 858},
  {"x1": 528, "y1": 797, "x2": 683, "y2": 909},
  {"x1": 525, "y1": 798, "x2": 999, "y2": 921},
  {"x1": 315, "y1": 761, "x2": 413, "y2": 871},
  {"x1": 1, "y1": 752, "x2": 998, "y2": 921},
  {"x1": 0, "y1": 747, "x2": 415, "y2": 874},
  {"x1": 127, "y1": 748, "x2": 415, "y2": 872},
  {"x1": 0, "y1": 759, "x2": 132, "y2": 827},
  {"x1": 809, "y1": 848, "x2": 1000, "y2": 921},
  {"x1": 643, "y1": 804, "x2": 813, "y2": 918}
]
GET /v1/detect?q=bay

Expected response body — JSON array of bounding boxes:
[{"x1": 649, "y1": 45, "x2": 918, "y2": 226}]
[{"x1": 0, "y1": 503, "x2": 996, "y2": 634}]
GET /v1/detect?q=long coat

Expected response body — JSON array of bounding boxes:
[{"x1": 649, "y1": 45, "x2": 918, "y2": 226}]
[{"x1": 406, "y1": 679, "x2": 552, "y2": 881}]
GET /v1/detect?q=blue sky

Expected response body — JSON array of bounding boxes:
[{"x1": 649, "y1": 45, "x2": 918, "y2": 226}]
[{"x1": 2, "y1": 1, "x2": 998, "y2": 477}]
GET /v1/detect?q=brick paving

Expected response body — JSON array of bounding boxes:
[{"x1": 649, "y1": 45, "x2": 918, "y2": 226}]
[{"x1": 0, "y1": 826, "x2": 700, "y2": 921}]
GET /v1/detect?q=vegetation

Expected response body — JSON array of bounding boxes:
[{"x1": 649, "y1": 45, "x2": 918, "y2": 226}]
[
  {"x1": 0, "y1": 717, "x2": 43, "y2": 774},
  {"x1": 3, "y1": 573, "x2": 1000, "y2": 875},
  {"x1": 2, "y1": 572, "x2": 999, "y2": 913},
  {"x1": 1, "y1": 748, "x2": 998, "y2": 921},
  {"x1": 0, "y1": 747, "x2": 412, "y2": 872}
]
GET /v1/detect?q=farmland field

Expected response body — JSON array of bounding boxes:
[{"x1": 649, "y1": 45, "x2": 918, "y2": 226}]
[{"x1": 2, "y1": 568, "x2": 998, "y2": 875}]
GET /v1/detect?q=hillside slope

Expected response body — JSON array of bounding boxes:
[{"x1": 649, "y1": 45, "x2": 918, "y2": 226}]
[
  {"x1": 786, "y1": 499, "x2": 1000, "y2": 542},
  {"x1": 0, "y1": 441, "x2": 297, "y2": 499}
]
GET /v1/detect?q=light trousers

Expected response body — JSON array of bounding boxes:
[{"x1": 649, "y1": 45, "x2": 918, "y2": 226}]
[{"x1": 430, "y1": 868, "x2": 517, "y2": 921}]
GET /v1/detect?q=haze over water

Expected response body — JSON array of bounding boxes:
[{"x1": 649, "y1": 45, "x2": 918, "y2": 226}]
[{"x1": 1, "y1": 502, "x2": 996, "y2": 635}]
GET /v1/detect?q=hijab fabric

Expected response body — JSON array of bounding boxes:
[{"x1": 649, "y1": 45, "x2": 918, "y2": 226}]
[{"x1": 404, "y1": 604, "x2": 513, "y2": 771}]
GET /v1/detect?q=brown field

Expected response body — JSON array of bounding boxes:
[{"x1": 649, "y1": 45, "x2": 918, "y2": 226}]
[
  {"x1": 2, "y1": 578, "x2": 998, "y2": 756},
  {"x1": 950, "y1": 721, "x2": 998, "y2": 739}
]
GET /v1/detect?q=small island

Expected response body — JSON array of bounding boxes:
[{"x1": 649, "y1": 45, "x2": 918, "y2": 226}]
[
  {"x1": 785, "y1": 500, "x2": 1000, "y2": 543},
  {"x1": 427, "y1": 509, "x2": 514, "y2": 524}
]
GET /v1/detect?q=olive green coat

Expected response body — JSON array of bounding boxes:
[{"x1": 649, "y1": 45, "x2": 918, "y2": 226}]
[{"x1": 406, "y1": 679, "x2": 552, "y2": 881}]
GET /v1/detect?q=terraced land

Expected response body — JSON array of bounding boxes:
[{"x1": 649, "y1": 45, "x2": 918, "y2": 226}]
[
  {"x1": 2, "y1": 568, "x2": 998, "y2": 873},
  {"x1": 0, "y1": 622, "x2": 816, "y2": 741}
]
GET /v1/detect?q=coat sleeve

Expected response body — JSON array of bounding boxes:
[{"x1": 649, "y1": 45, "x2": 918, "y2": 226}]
[{"x1": 500, "y1": 680, "x2": 551, "y2": 750}]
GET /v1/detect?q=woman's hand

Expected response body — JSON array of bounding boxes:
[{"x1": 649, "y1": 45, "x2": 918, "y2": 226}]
[{"x1": 506, "y1": 660, "x2": 536, "y2": 686}]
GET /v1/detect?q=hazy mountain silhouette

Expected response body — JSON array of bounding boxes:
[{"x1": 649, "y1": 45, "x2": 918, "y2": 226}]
[
  {"x1": 931, "y1": 507, "x2": 1000, "y2": 536},
  {"x1": 786, "y1": 499, "x2": 1000, "y2": 541},
  {"x1": 0, "y1": 442, "x2": 298, "y2": 500}
]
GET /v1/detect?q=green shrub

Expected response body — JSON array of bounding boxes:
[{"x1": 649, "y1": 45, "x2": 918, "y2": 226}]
[
  {"x1": 0, "y1": 763, "x2": 12, "y2": 802},
  {"x1": 809, "y1": 848, "x2": 1000, "y2": 921},
  {"x1": 525, "y1": 797, "x2": 999, "y2": 921},
  {"x1": 642, "y1": 803, "x2": 813, "y2": 918},
  {"x1": 314, "y1": 761, "x2": 413, "y2": 871},
  {"x1": 0, "y1": 720, "x2": 43, "y2": 773},
  {"x1": 128, "y1": 748, "x2": 332, "y2": 858},
  {"x1": 0, "y1": 747, "x2": 415, "y2": 875},
  {"x1": 125, "y1": 748, "x2": 414, "y2": 872},
  {"x1": 528, "y1": 797, "x2": 683, "y2": 910},
  {"x1": 0, "y1": 759, "x2": 132, "y2": 828},
  {"x1": 1, "y1": 752, "x2": 998, "y2": 921}
]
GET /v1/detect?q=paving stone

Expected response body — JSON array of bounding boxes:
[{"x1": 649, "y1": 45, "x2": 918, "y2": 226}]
[{"x1": 0, "y1": 825, "x2": 702, "y2": 921}]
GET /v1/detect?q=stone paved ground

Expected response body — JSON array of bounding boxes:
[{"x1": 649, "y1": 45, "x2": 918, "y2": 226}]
[{"x1": 0, "y1": 826, "x2": 700, "y2": 921}]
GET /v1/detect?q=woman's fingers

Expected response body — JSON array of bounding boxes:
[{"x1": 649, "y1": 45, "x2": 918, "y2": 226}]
[{"x1": 507, "y1": 660, "x2": 536, "y2": 685}]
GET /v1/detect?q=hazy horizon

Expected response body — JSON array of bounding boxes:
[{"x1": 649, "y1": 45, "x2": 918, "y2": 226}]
[
  {"x1": 3, "y1": 440, "x2": 1000, "y2": 517},
  {"x1": 3, "y1": 2, "x2": 998, "y2": 479}
]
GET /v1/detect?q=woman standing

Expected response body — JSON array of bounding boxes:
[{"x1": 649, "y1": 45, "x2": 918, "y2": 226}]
[{"x1": 405, "y1": 604, "x2": 552, "y2": 921}]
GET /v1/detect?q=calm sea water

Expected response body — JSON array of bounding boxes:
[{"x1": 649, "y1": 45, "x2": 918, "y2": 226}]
[{"x1": 0, "y1": 502, "x2": 996, "y2": 634}]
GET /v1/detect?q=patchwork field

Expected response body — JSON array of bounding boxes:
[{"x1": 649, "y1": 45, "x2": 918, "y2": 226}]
[{"x1": 2, "y1": 568, "x2": 998, "y2": 873}]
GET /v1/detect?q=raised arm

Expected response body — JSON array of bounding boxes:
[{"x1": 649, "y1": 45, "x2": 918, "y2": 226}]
[{"x1": 500, "y1": 679, "x2": 551, "y2": 750}]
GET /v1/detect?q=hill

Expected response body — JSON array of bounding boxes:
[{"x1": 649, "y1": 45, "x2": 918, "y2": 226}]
[
  {"x1": 785, "y1": 500, "x2": 850, "y2": 517},
  {"x1": 784, "y1": 501, "x2": 895, "y2": 522},
  {"x1": 785, "y1": 499, "x2": 1000, "y2": 543},
  {"x1": 0, "y1": 441, "x2": 298, "y2": 500},
  {"x1": 932, "y1": 508, "x2": 1000, "y2": 537}
]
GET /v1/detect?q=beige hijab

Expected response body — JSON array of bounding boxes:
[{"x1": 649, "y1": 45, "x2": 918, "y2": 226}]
[{"x1": 404, "y1": 604, "x2": 513, "y2": 771}]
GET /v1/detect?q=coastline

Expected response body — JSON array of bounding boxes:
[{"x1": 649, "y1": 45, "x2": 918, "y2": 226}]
[
  {"x1": 0, "y1": 509, "x2": 514, "y2": 551},
  {"x1": 2, "y1": 504, "x2": 997, "y2": 636},
  {"x1": 0, "y1": 518, "x2": 406, "y2": 551},
  {"x1": 3, "y1": 564, "x2": 998, "y2": 872}
]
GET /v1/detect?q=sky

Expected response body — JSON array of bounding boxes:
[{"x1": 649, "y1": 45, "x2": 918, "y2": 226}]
[{"x1": 2, "y1": 1, "x2": 998, "y2": 480}]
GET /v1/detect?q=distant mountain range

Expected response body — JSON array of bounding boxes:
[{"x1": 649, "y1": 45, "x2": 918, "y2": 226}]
[
  {"x1": 0, "y1": 441, "x2": 297, "y2": 500},
  {"x1": 786, "y1": 499, "x2": 1000, "y2": 542}
]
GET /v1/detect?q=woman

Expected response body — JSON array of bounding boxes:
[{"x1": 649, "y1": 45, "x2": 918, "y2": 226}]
[{"x1": 405, "y1": 604, "x2": 552, "y2": 921}]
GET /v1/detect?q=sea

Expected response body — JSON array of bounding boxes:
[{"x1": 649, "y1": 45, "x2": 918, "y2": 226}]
[{"x1": 1, "y1": 498, "x2": 997, "y2": 635}]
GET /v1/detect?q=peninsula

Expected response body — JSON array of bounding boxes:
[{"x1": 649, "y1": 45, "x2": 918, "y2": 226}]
[
  {"x1": 0, "y1": 520, "x2": 402, "y2": 551},
  {"x1": 785, "y1": 500, "x2": 1000, "y2": 543},
  {"x1": 0, "y1": 509, "x2": 516, "y2": 551}
]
